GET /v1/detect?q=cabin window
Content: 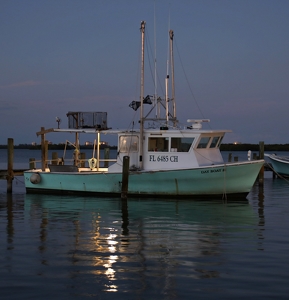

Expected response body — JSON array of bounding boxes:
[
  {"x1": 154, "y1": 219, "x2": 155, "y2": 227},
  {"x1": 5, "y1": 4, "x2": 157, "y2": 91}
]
[
  {"x1": 210, "y1": 136, "x2": 220, "y2": 148},
  {"x1": 197, "y1": 137, "x2": 210, "y2": 149},
  {"x1": 119, "y1": 135, "x2": 139, "y2": 153},
  {"x1": 171, "y1": 137, "x2": 194, "y2": 152},
  {"x1": 218, "y1": 136, "x2": 223, "y2": 147},
  {"x1": 148, "y1": 137, "x2": 169, "y2": 152}
]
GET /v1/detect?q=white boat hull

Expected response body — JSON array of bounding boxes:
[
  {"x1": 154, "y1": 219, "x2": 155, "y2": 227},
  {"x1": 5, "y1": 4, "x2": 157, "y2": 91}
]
[
  {"x1": 24, "y1": 160, "x2": 264, "y2": 199},
  {"x1": 265, "y1": 154, "x2": 289, "y2": 176}
]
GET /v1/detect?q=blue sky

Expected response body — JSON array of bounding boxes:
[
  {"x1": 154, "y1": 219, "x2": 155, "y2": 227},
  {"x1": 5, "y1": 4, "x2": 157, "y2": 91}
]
[{"x1": 1, "y1": 0, "x2": 289, "y2": 145}]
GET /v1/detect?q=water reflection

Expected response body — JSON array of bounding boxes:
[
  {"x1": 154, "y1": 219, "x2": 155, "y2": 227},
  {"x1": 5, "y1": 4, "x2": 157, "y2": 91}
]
[{"x1": 1, "y1": 193, "x2": 260, "y2": 297}]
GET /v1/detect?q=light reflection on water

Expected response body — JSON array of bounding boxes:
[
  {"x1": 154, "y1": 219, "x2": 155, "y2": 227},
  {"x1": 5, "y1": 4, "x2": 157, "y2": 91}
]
[{"x1": 0, "y1": 178, "x2": 289, "y2": 299}]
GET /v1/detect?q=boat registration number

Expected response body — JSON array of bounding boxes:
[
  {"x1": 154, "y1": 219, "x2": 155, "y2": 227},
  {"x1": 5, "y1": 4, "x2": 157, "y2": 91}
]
[{"x1": 149, "y1": 155, "x2": 178, "y2": 162}]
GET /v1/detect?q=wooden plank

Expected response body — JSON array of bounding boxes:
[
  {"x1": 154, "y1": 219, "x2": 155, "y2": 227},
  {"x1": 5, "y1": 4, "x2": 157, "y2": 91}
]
[
  {"x1": 0, "y1": 169, "x2": 27, "y2": 179},
  {"x1": 36, "y1": 128, "x2": 55, "y2": 136}
]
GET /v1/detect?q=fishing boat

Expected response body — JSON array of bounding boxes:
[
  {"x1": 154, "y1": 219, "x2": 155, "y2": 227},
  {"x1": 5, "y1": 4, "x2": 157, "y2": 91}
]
[
  {"x1": 24, "y1": 21, "x2": 264, "y2": 199},
  {"x1": 264, "y1": 153, "x2": 289, "y2": 177}
]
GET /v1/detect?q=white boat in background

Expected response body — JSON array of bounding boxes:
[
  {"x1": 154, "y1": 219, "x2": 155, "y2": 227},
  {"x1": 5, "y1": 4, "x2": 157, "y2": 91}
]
[
  {"x1": 24, "y1": 21, "x2": 264, "y2": 199},
  {"x1": 264, "y1": 153, "x2": 289, "y2": 177}
]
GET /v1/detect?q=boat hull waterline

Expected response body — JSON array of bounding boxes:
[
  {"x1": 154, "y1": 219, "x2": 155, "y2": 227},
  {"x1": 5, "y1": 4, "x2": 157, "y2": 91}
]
[{"x1": 24, "y1": 160, "x2": 263, "y2": 198}]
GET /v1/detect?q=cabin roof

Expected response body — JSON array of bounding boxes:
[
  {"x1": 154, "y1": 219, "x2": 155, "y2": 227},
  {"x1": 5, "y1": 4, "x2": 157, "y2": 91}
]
[{"x1": 52, "y1": 128, "x2": 232, "y2": 135}]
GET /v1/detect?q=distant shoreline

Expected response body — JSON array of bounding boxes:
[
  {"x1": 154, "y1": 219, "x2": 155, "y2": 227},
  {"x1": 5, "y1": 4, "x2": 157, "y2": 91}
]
[
  {"x1": 0, "y1": 144, "x2": 117, "y2": 150},
  {"x1": 0, "y1": 143, "x2": 288, "y2": 151}
]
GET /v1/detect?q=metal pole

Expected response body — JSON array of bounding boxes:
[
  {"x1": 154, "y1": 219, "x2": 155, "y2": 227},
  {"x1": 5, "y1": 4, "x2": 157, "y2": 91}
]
[
  {"x1": 170, "y1": 29, "x2": 176, "y2": 126},
  {"x1": 139, "y1": 20, "x2": 146, "y2": 170}
]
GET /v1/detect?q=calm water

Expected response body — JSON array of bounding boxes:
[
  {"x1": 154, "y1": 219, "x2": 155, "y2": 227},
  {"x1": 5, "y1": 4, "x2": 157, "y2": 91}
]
[{"x1": 1, "y1": 150, "x2": 289, "y2": 299}]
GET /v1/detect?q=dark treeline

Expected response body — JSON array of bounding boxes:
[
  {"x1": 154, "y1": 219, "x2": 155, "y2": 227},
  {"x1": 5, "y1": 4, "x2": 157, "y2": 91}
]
[
  {"x1": 0, "y1": 144, "x2": 117, "y2": 150},
  {"x1": 220, "y1": 143, "x2": 289, "y2": 151},
  {"x1": 0, "y1": 143, "x2": 288, "y2": 151}
]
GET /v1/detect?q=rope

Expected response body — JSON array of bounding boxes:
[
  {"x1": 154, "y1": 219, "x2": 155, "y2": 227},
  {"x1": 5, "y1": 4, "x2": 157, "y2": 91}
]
[
  {"x1": 14, "y1": 176, "x2": 25, "y2": 185},
  {"x1": 266, "y1": 163, "x2": 289, "y2": 183}
]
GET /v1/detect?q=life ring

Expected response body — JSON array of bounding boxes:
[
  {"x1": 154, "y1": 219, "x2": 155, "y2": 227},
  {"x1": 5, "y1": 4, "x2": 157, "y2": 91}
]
[{"x1": 88, "y1": 158, "x2": 97, "y2": 170}]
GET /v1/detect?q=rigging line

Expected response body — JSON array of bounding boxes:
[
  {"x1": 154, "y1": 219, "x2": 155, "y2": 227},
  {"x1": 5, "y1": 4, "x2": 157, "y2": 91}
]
[
  {"x1": 145, "y1": 30, "x2": 157, "y2": 92},
  {"x1": 174, "y1": 38, "x2": 212, "y2": 130},
  {"x1": 144, "y1": 29, "x2": 166, "y2": 117},
  {"x1": 143, "y1": 22, "x2": 166, "y2": 99},
  {"x1": 134, "y1": 28, "x2": 142, "y2": 103}
]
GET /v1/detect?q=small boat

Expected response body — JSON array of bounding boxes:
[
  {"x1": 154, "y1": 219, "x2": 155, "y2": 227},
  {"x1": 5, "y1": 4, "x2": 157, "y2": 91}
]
[
  {"x1": 264, "y1": 153, "x2": 289, "y2": 176},
  {"x1": 24, "y1": 21, "x2": 264, "y2": 199}
]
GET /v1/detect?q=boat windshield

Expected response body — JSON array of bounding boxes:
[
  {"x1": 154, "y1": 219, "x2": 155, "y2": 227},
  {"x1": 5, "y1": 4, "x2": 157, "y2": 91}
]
[
  {"x1": 197, "y1": 137, "x2": 211, "y2": 149},
  {"x1": 210, "y1": 136, "x2": 221, "y2": 148},
  {"x1": 119, "y1": 135, "x2": 139, "y2": 153}
]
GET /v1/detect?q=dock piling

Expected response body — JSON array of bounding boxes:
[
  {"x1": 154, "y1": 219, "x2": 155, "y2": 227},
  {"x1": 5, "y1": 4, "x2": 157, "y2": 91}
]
[
  {"x1": 7, "y1": 138, "x2": 14, "y2": 193},
  {"x1": 29, "y1": 158, "x2": 36, "y2": 169},
  {"x1": 258, "y1": 141, "x2": 264, "y2": 185},
  {"x1": 52, "y1": 152, "x2": 58, "y2": 165},
  {"x1": 121, "y1": 156, "x2": 130, "y2": 199}
]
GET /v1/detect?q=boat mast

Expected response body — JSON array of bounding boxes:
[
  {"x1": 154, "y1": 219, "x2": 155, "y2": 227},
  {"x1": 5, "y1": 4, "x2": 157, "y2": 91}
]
[
  {"x1": 165, "y1": 72, "x2": 169, "y2": 125},
  {"x1": 169, "y1": 29, "x2": 177, "y2": 127},
  {"x1": 139, "y1": 21, "x2": 146, "y2": 169},
  {"x1": 154, "y1": 5, "x2": 158, "y2": 119}
]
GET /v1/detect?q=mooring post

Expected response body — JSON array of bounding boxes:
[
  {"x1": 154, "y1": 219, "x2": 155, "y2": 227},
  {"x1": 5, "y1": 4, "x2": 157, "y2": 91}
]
[
  {"x1": 52, "y1": 152, "x2": 58, "y2": 165},
  {"x1": 121, "y1": 156, "x2": 130, "y2": 199},
  {"x1": 29, "y1": 158, "x2": 36, "y2": 169},
  {"x1": 41, "y1": 127, "x2": 45, "y2": 171},
  {"x1": 259, "y1": 141, "x2": 264, "y2": 185},
  {"x1": 228, "y1": 153, "x2": 232, "y2": 162},
  {"x1": 80, "y1": 152, "x2": 86, "y2": 167},
  {"x1": 45, "y1": 140, "x2": 48, "y2": 169},
  {"x1": 7, "y1": 138, "x2": 14, "y2": 193}
]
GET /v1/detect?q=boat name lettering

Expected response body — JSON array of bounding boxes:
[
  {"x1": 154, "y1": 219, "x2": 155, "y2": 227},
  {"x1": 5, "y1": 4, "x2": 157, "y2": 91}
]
[
  {"x1": 149, "y1": 155, "x2": 178, "y2": 162},
  {"x1": 201, "y1": 168, "x2": 225, "y2": 174}
]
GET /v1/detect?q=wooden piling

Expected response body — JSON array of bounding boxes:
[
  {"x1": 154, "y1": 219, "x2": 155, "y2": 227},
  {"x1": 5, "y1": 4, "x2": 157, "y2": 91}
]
[
  {"x1": 121, "y1": 156, "x2": 130, "y2": 199},
  {"x1": 41, "y1": 127, "x2": 45, "y2": 171},
  {"x1": 228, "y1": 153, "x2": 232, "y2": 162},
  {"x1": 7, "y1": 138, "x2": 14, "y2": 193},
  {"x1": 80, "y1": 153, "x2": 86, "y2": 167},
  {"x1": 258, "y1": 141, "x2": 264, "y2": 185},
  {"x1": 29, "y1": 158, "x2": 36, "y2": 169},
  {"x1": 52, "y1": 152, "x2": 58, "y2": 165}
]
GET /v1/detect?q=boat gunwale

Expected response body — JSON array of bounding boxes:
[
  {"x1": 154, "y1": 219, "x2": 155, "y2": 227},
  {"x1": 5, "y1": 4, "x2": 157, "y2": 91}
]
[
  {"x1": 24, "y1": 159, "x2": 264, "y2": 175},
  {"x1": 265, "y1": 153, "x2": 289, "y2": 164}
]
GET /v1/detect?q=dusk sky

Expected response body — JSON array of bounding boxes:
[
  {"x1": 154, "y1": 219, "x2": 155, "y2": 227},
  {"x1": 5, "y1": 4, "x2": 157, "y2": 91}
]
[{"x1": 1, "y1": 0, "x2": 289, "y2": 146}]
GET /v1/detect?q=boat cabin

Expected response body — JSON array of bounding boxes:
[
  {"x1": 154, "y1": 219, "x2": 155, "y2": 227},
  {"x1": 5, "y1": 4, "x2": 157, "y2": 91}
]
[{"x1": 108, "y1": 129, "x2": 228, "y2": 172}]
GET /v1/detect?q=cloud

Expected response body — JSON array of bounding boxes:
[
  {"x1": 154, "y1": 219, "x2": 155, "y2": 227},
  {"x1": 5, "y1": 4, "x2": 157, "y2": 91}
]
[{"x1": 0, "y1": 80, "x2": 43, "y2": 89}]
